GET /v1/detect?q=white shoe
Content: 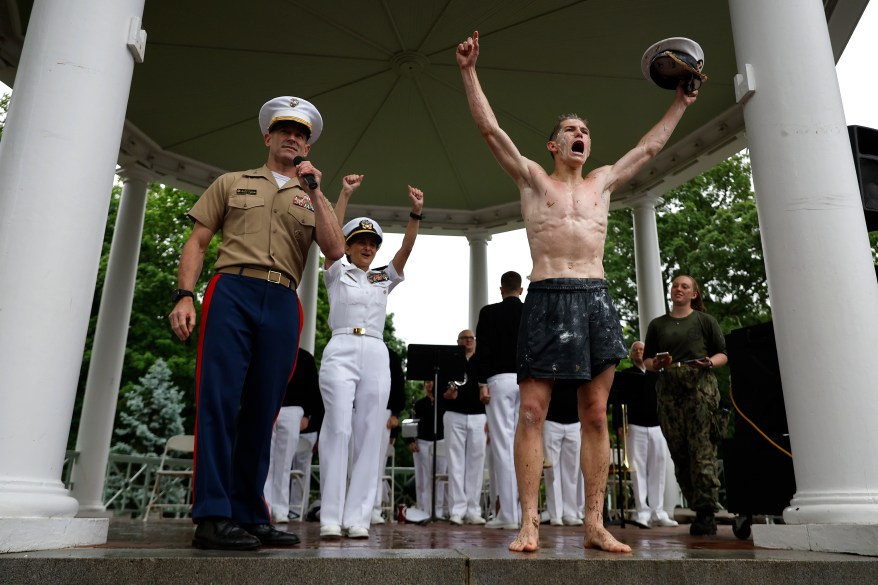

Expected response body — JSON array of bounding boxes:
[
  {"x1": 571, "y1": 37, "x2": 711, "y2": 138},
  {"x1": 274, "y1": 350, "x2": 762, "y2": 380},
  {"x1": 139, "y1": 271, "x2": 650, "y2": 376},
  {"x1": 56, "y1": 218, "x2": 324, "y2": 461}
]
[
  {"x1": 630, "y1": 514, "x2": 651, "y2": 529},
  {"x1": 346, "y1": 526, "x2": 370, "y2": 539},
  {"x1": 272, "y1": 513, "x2": 289, "y2": 524},
  {"x1": 320, "y1": 524, "x2": 342, "y2": 539},
  {"x1": 562, "y1": 516, "x2": 583, "y2": 526},
  {"x1": 449, "y1": 514, "x2": 464, "y2": 525},
  {"x1": 651, "y1": 516, "x2": 679, "y2": 527},
  {"x1": 464, "y1": 514, "x2": 486, "y2": 525},
  {"x1": 549, "y1": 518, "x2": 564, "y2": 526},
  {"x1": 370, "y1": 510, "x2": 386, "y2": 525},
  {"x1": 485, "y1": 519, "x2": 518, "y2": 529}
]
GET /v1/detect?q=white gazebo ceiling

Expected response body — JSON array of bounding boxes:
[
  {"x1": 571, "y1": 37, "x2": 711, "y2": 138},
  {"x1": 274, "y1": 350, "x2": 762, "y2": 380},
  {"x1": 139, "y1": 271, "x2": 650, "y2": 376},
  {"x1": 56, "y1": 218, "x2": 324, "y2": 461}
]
[{"x1": 0, "y1": 0, "x2": 868, "y2": 233}]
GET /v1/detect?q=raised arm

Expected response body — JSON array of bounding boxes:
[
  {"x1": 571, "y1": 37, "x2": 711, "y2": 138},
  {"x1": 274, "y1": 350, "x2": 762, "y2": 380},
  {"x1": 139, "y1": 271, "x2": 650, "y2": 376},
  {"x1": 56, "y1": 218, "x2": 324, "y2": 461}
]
[
  {"x1": 390, "y1": 185, "x2": 424, "y2": 276},
  {"x1": 324, "y1": 174, "x2": 364, "y2": 270},
  {"x1": 333, "y1": 174, "x2": 364, "y2": 227},
  {"x1": 457, "y1": 31, "x2": 534, "y2": 186},
  {"x1": 294, "y1": 158, "x2": 345, "y2": 265},
  {"x1": 605, "y1": 84, "x2": 698, "y2": 193}
]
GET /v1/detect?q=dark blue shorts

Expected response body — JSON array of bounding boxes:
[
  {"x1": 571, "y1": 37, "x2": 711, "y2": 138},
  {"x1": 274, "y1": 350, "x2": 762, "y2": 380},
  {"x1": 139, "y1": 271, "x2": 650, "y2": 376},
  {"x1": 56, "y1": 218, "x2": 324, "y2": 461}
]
[{"x1": 516, "y1": 278, "x2": 627, "y2": 383}]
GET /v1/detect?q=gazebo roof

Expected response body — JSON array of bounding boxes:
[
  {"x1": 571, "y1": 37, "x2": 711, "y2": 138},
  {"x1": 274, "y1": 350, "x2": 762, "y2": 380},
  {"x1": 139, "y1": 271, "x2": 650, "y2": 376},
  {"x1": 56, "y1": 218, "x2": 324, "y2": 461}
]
[{"x1": 0, "y1": 0, "x2": 868, "y2": 234}]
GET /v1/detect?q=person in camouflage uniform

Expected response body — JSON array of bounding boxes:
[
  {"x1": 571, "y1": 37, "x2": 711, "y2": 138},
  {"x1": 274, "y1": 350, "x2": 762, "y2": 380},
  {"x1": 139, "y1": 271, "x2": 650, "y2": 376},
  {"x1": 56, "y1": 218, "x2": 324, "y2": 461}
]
[{"x1": 642, "y1": 275, "x2": 727, "y2": 536}]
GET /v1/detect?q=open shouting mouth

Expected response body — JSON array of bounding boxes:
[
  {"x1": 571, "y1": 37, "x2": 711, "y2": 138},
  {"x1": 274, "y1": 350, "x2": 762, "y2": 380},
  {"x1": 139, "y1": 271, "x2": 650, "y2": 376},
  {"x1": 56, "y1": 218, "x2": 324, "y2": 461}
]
[{"x1": 572, "y1": 140, "x2": 585, "y2": 154}]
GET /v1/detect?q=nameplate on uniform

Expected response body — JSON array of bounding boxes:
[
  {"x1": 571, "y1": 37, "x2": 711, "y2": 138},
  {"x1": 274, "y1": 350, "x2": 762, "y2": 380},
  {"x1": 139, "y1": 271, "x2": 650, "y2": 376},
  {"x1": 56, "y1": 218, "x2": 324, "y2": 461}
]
[
  {"x1": 293, "y1": 194, "x2": 314, "y2": 212},
  {"x1": 236, "y1": 188, "x2": 258, "y2": 195},
  {"x1": 368, "y1": 270, "x2": 390, "y2": 284}
]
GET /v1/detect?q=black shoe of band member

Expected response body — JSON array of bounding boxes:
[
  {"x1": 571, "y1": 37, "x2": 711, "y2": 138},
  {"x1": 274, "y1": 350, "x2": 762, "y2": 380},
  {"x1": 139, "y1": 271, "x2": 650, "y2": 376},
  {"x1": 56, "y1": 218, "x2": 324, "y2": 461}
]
[
  {"x1": 192, "y1": 518, "x2": 261, "y2": 550},
  {"x1": 240, "y1": 523, "x2": 301, "y2": 546},
  {"x1": 689, "y1": 509, "x2": 717, "y2": 536}
]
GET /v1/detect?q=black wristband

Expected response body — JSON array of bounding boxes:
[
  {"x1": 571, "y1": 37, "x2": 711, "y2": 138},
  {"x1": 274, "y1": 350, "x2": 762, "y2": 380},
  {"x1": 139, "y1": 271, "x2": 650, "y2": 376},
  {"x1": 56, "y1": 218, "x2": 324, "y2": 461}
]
[
  {"x1": 409, "y1": 211, "x2": 423, "y2": 221},
  {"x1": 171, "y1": 289, "x2": 194, "y2": 304}
]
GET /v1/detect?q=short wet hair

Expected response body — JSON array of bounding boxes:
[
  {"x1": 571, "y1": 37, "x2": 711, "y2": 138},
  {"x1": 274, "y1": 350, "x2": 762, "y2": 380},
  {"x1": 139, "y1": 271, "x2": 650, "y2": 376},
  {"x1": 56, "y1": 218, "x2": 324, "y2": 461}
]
[{"x1": 548, "y1": 114, "x2": 588, "y2": 142}]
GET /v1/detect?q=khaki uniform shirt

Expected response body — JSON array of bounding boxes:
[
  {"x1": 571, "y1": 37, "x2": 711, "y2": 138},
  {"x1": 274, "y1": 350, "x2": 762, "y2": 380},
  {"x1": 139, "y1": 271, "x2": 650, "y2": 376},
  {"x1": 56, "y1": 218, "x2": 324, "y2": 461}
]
[{"x1": 188, "y1": 165, "x2": 317, "y2": 286}]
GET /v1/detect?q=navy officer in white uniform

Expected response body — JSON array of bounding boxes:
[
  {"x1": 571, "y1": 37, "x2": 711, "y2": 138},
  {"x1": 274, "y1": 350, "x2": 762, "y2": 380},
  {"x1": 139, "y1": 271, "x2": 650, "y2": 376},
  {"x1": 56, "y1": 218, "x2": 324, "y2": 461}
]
[{"x1": 318, "y1": 176, "x2": 424, "y2": 539}]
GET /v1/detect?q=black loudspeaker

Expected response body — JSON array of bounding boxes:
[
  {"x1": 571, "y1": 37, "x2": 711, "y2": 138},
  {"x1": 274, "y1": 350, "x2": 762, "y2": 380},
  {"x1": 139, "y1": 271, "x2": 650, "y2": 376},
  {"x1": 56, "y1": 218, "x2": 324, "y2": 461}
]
[
  {"x1": 848, "y1": 125, "x2": 878, "y2": 232},
  {"x1": 723, "y1": 322, "x2": 796, "y2": 516}
]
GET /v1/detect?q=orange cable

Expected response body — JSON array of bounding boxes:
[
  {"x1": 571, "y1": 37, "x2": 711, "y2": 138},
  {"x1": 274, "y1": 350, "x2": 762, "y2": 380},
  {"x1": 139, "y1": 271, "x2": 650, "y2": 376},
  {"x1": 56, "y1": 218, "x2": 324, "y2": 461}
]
[{"x1": 729, "y1": 383, "x2": 793, "y2": 459}]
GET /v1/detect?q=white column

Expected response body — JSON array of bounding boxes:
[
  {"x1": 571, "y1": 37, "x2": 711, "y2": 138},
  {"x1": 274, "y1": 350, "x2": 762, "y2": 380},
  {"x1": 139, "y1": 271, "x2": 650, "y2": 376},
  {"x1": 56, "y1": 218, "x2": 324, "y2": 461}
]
[
  {"x1": 631, "y1": 197, "x2": 668, "y2": 335},
  {"x1": 630, "y1": 197, "x2": 682, "y2": 514},
  {"x1": 0, "y1": 0, "x2": 146, "y2": 552},
  {"x1": 467, "y1": 233, "x2": 491, "y2": 330},
  {"x1": 297, "y1": 242, "x2": 320, "y2": 354},
  {"x1": 70, "y1": 168, "x2": 151, "y2": 517},
  {"x1": 730, "y1": 0, "x2": 878, "y2": 550}
]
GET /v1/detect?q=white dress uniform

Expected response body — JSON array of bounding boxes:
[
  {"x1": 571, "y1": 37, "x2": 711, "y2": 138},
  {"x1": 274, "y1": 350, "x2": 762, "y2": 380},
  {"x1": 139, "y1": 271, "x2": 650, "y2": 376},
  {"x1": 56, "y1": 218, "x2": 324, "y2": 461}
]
[
  {"x1": 264, "y1": 405, "x2": 305, "y2": 522},
  {"x1": 542, "y1": 420, "x2": 584, "y2": 525},
  {"x1": 413, "y1": 438, "x2": 447, "y2": 516},
  {"x1": 484, "y1": 373, "x2": 520, "y2": 527},
  {"x1": 627, "y1": 424, "x2": 673, "y2": 525},
  {"x1": 318, "y1": 259, "x2": 402, "y2": 534},
  {"x1": 288, "y1": 430, "x2": 318, "y2": 516}
]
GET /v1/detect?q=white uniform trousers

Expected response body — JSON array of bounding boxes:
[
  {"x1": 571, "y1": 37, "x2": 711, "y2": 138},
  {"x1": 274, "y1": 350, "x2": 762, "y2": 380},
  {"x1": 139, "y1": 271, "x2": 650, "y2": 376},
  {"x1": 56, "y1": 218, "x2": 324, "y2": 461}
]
[
  {"x1": 484, "y1": 373, "x2": 520, "y2": 525},
  {"x1": 626, "y1": 423, "x2": 673, "y2": 524},
  {"x1": 443, "y1": 411, "x2": 487, "y2": 519},
  {"x1": 486, "y1": 446, "x2": 498, "y2": 518},
  {"x1": 319, "y1": 335, "x2": 390, "y2": 530},
  {"x1": 414, "y1": 438, "x2": 447, "y2": 515},
  {"x1": 542, "y1": 420, "x2": 582, "y2": 522},
  {"x1": 372, "y1": 408, "x2": 393, "y2": 516},
  {"x1": 288, "y1": 430, "x2": 317, "y2": 515},
  {"x1": 264, "y1": 405, "x2": 304, "y2": 521}
]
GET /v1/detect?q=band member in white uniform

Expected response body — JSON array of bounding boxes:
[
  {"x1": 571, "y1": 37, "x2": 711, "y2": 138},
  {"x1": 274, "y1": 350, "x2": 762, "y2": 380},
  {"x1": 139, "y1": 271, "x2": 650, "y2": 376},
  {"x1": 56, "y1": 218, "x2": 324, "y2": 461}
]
[
  {"x1": 318, "y1": 175, "x2": 424, "y2": 539},
  {"x1": 542, "y1": 382, "x2": 584, "y2": 526},
  {"x1": 263, "y1": 347, "x2": 320, "y2": 524}
]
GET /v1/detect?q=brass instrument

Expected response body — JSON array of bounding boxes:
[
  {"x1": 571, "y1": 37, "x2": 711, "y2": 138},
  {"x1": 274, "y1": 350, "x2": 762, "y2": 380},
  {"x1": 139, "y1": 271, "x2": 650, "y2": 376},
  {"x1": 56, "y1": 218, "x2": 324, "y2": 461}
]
[{"x1": 619, "y1": 403, "x2": 630, "y2": 523}]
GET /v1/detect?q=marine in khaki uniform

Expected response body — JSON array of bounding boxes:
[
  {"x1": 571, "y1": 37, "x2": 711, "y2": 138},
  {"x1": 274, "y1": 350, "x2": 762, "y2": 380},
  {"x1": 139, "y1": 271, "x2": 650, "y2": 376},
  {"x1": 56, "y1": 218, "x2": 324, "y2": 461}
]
[{"x1": 169, "y1": 96, "x2": 344, "y2": 551}]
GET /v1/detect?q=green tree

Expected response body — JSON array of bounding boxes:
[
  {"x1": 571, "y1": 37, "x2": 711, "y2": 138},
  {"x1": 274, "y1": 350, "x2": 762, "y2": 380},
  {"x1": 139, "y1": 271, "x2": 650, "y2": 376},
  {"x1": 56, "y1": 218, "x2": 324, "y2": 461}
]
[
  {"x1": 111, "y1": 358, "x2": 185, "y2": 456},
  {"x1": 606, "y1": 152, "x2": 772, "y2": 341},
  {"x1": 74, "y1": 184, "x2": 219, "y2": 446},
  {"x1": 0, "y1": 92, "x2": 9, "y2": 141}
]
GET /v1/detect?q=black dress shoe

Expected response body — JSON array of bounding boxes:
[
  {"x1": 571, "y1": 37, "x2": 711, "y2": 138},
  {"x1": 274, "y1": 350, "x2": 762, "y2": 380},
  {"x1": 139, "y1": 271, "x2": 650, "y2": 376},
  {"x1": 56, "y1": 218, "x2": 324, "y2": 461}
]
[
  {"x1": 240, "y1": 523, "x2": 301, "y2": 546},
  {"x1": 192, "y1": 518, "x2": 261, "y2": 550}
]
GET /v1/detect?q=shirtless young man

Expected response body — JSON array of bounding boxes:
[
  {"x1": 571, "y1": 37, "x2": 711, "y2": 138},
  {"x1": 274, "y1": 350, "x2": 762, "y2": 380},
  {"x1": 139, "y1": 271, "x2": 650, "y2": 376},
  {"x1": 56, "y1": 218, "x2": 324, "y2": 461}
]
[{"x1": 456, "y1": 31, "x2": 698, "y2": 553}]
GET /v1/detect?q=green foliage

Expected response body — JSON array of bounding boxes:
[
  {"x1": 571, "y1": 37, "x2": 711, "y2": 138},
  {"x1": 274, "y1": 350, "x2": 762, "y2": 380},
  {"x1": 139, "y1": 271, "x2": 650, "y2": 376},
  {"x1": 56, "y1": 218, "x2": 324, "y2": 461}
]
[
  {"x1": 0, "y1": 92, "x2": 8, "y2": 141},
  {"x1": 112, "y1": 358, "x2": 185, "y2": 456},
  {"x1": 606, "y1": 152, "x2": 771, "y2": 342},
  {"x1": 74, "y1": 183, "x2": 219, "y2": 446}
]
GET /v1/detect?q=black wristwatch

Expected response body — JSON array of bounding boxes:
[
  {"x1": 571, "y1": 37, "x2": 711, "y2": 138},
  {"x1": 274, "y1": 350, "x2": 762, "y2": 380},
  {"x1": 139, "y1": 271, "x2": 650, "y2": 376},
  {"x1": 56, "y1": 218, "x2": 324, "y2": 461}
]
[{"x1": 171, "y1": 289, "x2": 195, "y2": 304}]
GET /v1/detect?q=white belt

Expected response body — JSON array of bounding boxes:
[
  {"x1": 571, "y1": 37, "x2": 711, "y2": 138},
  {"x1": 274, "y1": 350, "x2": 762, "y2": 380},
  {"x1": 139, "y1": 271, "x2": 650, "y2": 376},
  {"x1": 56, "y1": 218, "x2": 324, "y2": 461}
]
[{"x1": 332, "y1": 327, "x2": 383, "y2": 340}]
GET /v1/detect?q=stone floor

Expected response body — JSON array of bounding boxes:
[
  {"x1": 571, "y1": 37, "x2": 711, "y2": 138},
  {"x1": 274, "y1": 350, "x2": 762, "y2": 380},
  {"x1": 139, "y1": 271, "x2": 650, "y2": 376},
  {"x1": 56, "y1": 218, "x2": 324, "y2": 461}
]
[
  {"x1": 100, "y1": 515, "x2": 753, "y2": 552},
  {"x1": 2, "y1": 517, "x2": 877, "y2": 585}
]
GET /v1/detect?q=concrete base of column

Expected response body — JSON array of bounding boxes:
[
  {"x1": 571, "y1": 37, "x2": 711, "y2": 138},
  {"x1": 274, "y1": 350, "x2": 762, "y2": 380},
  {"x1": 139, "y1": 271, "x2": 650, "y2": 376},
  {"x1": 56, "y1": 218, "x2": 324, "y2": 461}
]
[
  {"x1": 0, "y1": 517, "x2": 108, "y2": 553},
  {"x1": 76, "y1": 506, "x2": 114, "y2": 519},
  {"x1": 753, "y1": 524, "x2": 878, "y2": 557}
]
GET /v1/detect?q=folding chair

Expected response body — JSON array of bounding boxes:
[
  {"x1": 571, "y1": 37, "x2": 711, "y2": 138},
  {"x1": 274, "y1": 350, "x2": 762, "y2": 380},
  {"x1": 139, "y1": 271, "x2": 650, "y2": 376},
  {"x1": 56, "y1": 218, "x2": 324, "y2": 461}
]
[
  {"x1": 379, "y1": 446, "x2": 396, "y2": 521},
  {"x1": 143, "y1": 434, "x2": 195, "y2": 521}
]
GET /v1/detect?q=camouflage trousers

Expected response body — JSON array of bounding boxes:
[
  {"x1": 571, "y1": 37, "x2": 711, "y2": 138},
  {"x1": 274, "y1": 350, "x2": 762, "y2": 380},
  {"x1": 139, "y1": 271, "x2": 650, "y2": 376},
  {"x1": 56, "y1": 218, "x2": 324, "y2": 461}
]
[{"x1": 655, "y1": 367, "x2": 721, "y2": 512}]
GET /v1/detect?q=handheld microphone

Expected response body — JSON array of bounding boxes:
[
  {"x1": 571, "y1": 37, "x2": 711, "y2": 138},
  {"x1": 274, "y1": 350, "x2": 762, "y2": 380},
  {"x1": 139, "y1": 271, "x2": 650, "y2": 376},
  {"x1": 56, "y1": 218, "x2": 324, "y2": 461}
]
[{"x1": 292, "y1": 156, "x2": 318, "y2": 190}]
